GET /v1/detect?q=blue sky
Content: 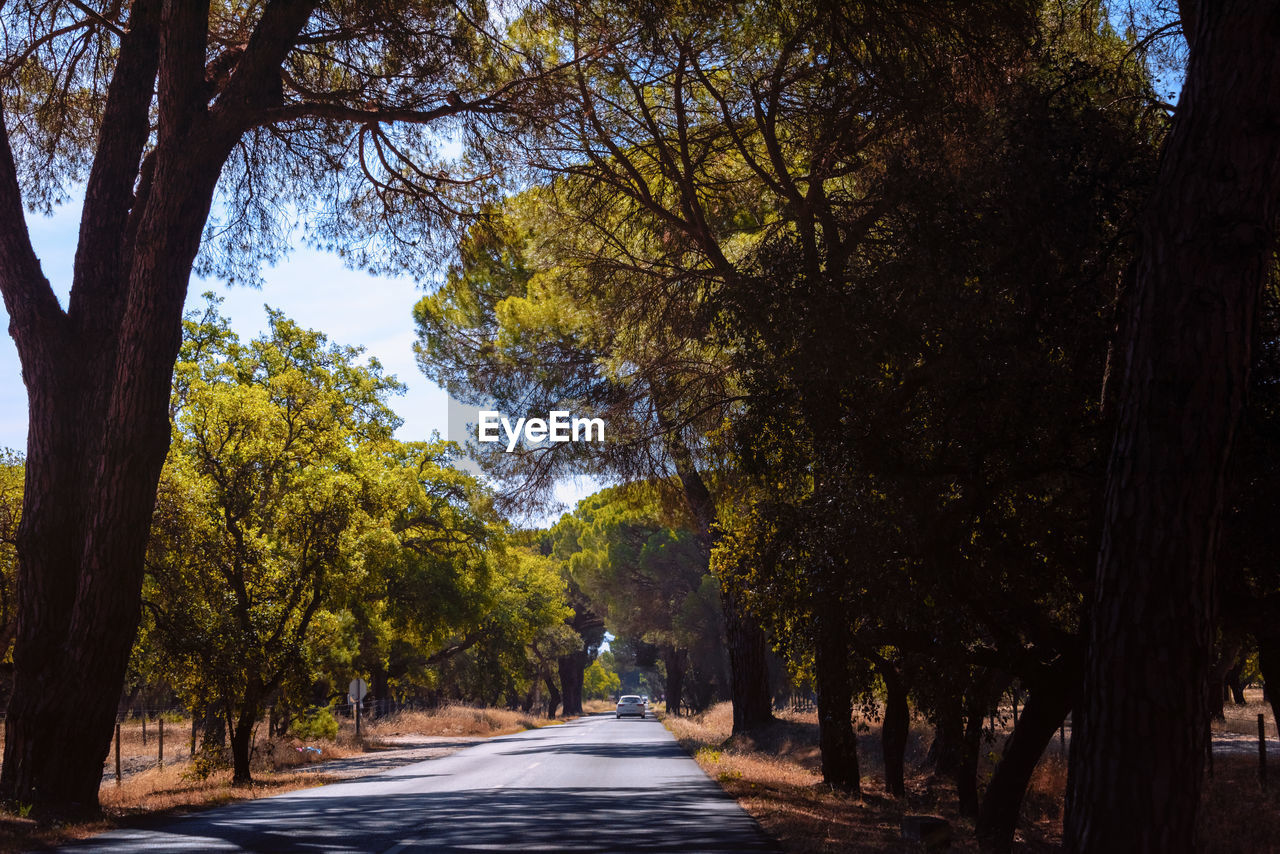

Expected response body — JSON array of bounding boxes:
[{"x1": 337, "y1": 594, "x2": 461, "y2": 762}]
[
  {"x1": 0, "y1": 195, "x2": 450, "y2": 449},
  {"x1": 0, "y1": 193, "x2": 592, "y2": 523}
]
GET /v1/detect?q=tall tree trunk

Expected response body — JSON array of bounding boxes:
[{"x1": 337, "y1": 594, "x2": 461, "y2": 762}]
[
  {"x1": 956, "y1": 687, "x2": 988, "y2": 819},
  {"x1": 1065, "y1": 6, "x2": 1280, "y2": 850},
  {"x1": 229, "y1": 706, "x2": 256, "y2": 786},
  {"x1": 814, "y1": 609, "x2": 859, "y2": 793},
  {"x1": 665, "y1": 427, "x2": 772, "y2": 732},
  {"x1": 0, "y1": 0, "x2": 317, "y2": 813},
  {"x1": 977, "y1": 668, "x2": 1076, "y2": 853},
  {"x1": 879, "y1": 658, "x2": 909, "y2": 797},
  {"x1": 663, "y1": 646, "x2": 688, "y2": 717},
  {"x1": 544, "y1": 673, "x2": 561, "y2": 720},
  {"x1": 1257, "y1": 634, "x2": 1280, "y2": 731},
  {"x1": 722, "y1": 588, "x2": 774, "y2": 732},
  {"x1": 558, "y1": 650, "x2": 587, "y2": 716},
  {"x1": 1225, "y1": 661, "x2": 1246, "y2": 705},
  {"x1": 928, "y1": 697, "x2": 965, "y2": 777},
  {"x1": 1208, "y1": 638, "x2": 1242, "y2": 721}
]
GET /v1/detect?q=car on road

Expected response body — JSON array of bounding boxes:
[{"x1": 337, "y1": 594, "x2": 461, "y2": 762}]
[{"x1": 616, "y1": 695, "x2": 646, "y2": 719}]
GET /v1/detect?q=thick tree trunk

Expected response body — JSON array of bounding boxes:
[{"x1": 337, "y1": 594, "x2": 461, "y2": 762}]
[
  {"x1": 879, "y1": 660, "x2": 909, "y2": 797},
  {"x1": 558, "y1": 650, "x2": 587, "y2": 716},
  {"x1": 0, "y1": 0, "x2": 319, "y2": 813},
  {"x1": 1225, "y1": 662, "x2": 1246, "y2": 705},
  {"x1": 666, "y1": 435, "x2": 772, "y2": 733},
  {"x1": 814, "y1": 610, "x2": 859, "y2": 793},
  {"x1": 1065, "y1": 6, "x2": 1280, "y2": 850},
  {"x1": 1208, "y1": 637, "x2": 1242, "y2": 721},
  {"x1": 956, "y1": 688, "x2": 987, "y2": 819},
  {"x1": 229, "y1": 708, "x2": 256, "y2": 786},
  {"x1": 977, "y1": 671, "x2": 1075, "y2": 853},
  {"x1": 928, "y1": 698, "x2": 965, "y2": 777},
  {"x1": 663, "y1": 647, "x2": 687, "y2": 717},
  {"x1": 1257, "y1": 635, "x2": 1280, "y2": 731},
  {"x1": 722, "y1": 589, "x2": 774, "y2": 732},
  {"x1": 544, "y1": 674, "x2": 561, "y2": 719}
]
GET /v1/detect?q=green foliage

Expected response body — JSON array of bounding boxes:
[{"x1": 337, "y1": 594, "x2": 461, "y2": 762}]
[
  {"x1": 549, "y1": 486, "x2": 728, "y2": 709},
  {"x1": 0, "y1": 449, "x2": 21, "y2": 661},
  {"x1": 583, "y1": 654, "x2": 621, "y2": 700},
  {"x1": 289, "y1": 707, "x2": 340, "y2": 742},
  {"x1": 141, "y1": 295, "x2": 551, "y2": 730}
]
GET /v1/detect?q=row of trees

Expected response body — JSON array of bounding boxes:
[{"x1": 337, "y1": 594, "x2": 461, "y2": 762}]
[
  {"x1": 413, "y1": 1, "x2": 1280, "y2": 851},
  {"x1": 1, "y1": 297, "x2": 591, "y2": 786},
  {"x1": 0, "y1": 2, "x2": 1278, "y2": 851}
]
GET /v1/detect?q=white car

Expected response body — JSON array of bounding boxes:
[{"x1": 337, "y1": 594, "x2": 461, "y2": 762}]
[{"x1": 616, "y1": 695, "x2": 645, "y2": 718}]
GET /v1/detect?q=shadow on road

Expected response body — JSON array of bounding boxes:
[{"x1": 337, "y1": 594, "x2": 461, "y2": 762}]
[{"x1": 65, "y1": 782, "x2": 778, "y2": 853}]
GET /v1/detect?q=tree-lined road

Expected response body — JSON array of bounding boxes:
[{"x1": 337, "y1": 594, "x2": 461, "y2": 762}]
[{"x1": 64, "y1": 714, "x2": 777, "y2": 853}]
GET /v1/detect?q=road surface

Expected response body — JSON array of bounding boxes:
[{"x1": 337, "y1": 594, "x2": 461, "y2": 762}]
[{"x1": 64, "y1": 713, "x2": 777, "y2": 853}]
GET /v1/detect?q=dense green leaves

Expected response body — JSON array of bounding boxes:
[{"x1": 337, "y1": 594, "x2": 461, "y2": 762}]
[{"x1": 139, "y1": 298, "x2": 573, "y2": 778}]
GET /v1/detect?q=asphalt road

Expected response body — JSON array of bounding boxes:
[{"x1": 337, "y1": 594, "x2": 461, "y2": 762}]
[{"x1": 62, "y1": 713, "x2": 778, "y2": 853}]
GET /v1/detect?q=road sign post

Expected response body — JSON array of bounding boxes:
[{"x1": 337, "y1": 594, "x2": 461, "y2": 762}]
[{"x1": 350, "y1": 678, "x2": 368, "y2": 739}]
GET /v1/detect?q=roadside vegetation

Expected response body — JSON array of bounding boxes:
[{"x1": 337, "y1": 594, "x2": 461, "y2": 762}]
[
  {"x1": 667, "y1": 703, "x2": 1280, "y2": 854},
  {"x1": 0, "y1": 2, "x2": 1278, "y2": 851}
]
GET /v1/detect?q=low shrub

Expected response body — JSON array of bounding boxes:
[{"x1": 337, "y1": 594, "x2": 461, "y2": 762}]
[{"x1": 289, "y1": 706, "x2": 339, "y2": 741}]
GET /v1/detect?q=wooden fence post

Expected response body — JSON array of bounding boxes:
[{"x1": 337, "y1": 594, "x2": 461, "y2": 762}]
[
  {"x1": 191, "y1": 716, "x2": 197, "y2": 758},
  {"x1": 115, "y1": 723, "x2": 122, "y2": 785},
  {"x1": 158, "y1": 716, "x2": 165, "y2": 768},
  {"x1": 142, "y1": 713, "x2": 147, "y2": 746}
]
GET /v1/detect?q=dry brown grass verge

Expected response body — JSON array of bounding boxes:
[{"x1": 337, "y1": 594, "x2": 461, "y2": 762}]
[
  {"x1": 361, "y1": 704, "x2": 547, "y2": 740},
  {"x1": 0, "y1": 766, "x2": 342, "y2": 852},
  {"x1": 1197, "y1": 755, "x2": 1280, "y2": 853},
  {"x1": 668, "y1": 703, "x2": 1280, "y2": 853},
  {"x1": 666, "y1": 703, "x2": 1065, "y2": 853}
]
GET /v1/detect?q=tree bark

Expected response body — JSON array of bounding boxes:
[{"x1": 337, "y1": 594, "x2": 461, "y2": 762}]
[
  {"x1": 1065, "y1": 5, "x2": 1280, "y2": 850},
  {"x1": 928, "y1": 698, "x2": 965, "y2": 777},
  {"x1": 879, "y1": 659, "x2": 909, "y2": 797},
  {"x1": 814, "y1": 609, "x2": 860, "y2": 793},
  {"x1": 956, "y1": 687, "x2": 988, "y2": 819},
  {"x1": 558, "y1": 650, "x2": 587, "y2": 716},
  {"x1": 0, "y1": 0, "x2": 318, "y2": 811},
  {"x1": 1208, "y1": 637, "x2": 1242, "y2": 721},
  {"x1": 229, "y1": 707, "x2": 256, "y2": 786},
  {"x1": 663, "y1": 646, "x2": 687, "y2": 717},
  {"x1": 1225, "y1": 661, "x2": 1246, "y2": 705},
  {"x1": 1257, "y1": 634, "x2": 1280, "y2": 732},
  {"x1": 669, "y1": 444, "x2": 772, "y2": 732},
  {"x1": 544, "y1": 673, "x2": 561, "y2": 719},
  {"x1": 977, "y1": 669, "x2": 1076, "y2": 853}
]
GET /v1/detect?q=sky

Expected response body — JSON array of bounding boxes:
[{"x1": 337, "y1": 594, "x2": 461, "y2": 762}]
[{"x1": 0, "y1": 191, "x2": 593, "y2": 524}]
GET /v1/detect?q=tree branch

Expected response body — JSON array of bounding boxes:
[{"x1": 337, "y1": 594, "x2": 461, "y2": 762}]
[
  {"x1": 0, "y1": 104, "x2": 64, "y2": 358},
  {"x1": 156, "y1": 0, "x2": 210, "y2": 138},
  {"x1": 211, "y1": 0, "x2": 319, "y2": 126},
  {"x1": 68, "y1": 0, "x2": 161, "y2": 331}
]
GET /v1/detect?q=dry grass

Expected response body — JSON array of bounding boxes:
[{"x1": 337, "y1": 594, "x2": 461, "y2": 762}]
[
  {"x1": 669, "y1": 702, "x2": 1280, "y2": 853},
  {"x1": 1214, "y1": 688, "x2": 1277, "y2": 737},
  {"x1": 1197, "y1": 755, "x2": 1280, "y2": 852},
  {"x1": 361, "y1": 704, "x2": 547, "y2": 740},
  {"x1": 0, "y1": 761, "x2": 343, "y2": 852},
  {"x1": 667, "y1": 702, "x2": 1061, "y2": 853}
]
